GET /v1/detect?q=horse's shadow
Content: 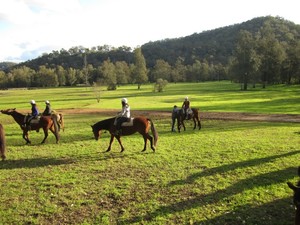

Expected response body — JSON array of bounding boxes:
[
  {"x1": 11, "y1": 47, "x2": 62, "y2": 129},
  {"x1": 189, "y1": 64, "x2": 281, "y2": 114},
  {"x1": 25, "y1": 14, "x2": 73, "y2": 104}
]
[{"x1": 0, "y1": 157, "x2": 73, "y2": 170}]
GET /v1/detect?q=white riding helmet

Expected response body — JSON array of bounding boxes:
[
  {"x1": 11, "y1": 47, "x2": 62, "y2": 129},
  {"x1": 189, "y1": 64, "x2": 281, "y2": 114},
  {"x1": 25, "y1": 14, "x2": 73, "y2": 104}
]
[
  {"x1": 30, "y1": 100, "x2": 36, "y2": 104},
  {"x1": 185, "y1": 96, "x2": 188, "y2": 100},
  {"x1": 121, "y1": 98, "x2": 128, "y2": 104},
  {"x1": 45, "y1": 100, "x2": 50, "y2": 104}
]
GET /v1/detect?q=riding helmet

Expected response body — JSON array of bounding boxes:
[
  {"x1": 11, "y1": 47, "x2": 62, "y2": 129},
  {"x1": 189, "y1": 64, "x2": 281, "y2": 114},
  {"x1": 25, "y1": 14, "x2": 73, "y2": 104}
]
[{"x1": 121, "y1": 98, "x2": 128, "y2": 104}]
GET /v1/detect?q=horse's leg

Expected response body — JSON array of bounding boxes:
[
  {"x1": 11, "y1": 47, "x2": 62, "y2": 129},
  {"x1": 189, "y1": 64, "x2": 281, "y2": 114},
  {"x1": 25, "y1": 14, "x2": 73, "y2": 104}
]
[
  {"x1": 193, "y1": 117, "x2": 196, "y2": 130},
  {"x1": 41, "y1": 127, "x2": 49, "y2": 144},
  {"x1": 177, "y1": 118, "x2": 181, "y2": 133},
  {"x1": 105, "y1": 135, "x2": 115, "y2": 152},
  {"x1": 115, "y1": 136, "x2": 125, "y2": 152},
  {"x1": 197, "y1": 117, "x2": 201, "y2": 130},
  {"x1": 23, "y1": 130, "x2": 31, "y2": 144},
  {"x1": 182, "y1": 119, "x2": 186, "y2": 131},
  {"x1": 142, "y1": 133, "x2": 155, "y2": 152},
  {"x1": 49, "y1": 124, "x2": 59, "y2": 144}
]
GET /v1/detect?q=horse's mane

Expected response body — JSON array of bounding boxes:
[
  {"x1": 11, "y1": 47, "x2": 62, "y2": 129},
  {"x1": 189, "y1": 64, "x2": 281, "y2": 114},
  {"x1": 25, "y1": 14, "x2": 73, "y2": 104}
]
[{"x1": 93, "y1": 117, "x2": 116, "y2": 131}]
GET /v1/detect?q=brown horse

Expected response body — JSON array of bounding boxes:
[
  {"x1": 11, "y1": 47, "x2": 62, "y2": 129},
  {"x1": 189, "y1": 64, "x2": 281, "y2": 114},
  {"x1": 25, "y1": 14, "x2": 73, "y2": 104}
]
[
  {"x1": 0, "y1": 123, "x2": 6, "y2": 160},
  {"x1": 287, "y1": 166, "x2": 300, "y2": 225},
  {"x1": 176, "y1": 108, "x2": 201, "y2": 132},
  {"x1": 91, "y1": 116, "x2": 158, "y2": 152},
  {"x1": 51, "y1": 112, "x2": 65, "y2": 132},
  {"x1": 0, "y1": 108, "x2": 60, "y2": 144}
]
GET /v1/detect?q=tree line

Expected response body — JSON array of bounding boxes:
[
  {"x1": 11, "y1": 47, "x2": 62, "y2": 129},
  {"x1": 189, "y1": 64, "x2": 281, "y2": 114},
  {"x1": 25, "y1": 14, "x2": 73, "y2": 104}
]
[{"x1": 0, "y1": 16, "x2": 299, "y2": 90}]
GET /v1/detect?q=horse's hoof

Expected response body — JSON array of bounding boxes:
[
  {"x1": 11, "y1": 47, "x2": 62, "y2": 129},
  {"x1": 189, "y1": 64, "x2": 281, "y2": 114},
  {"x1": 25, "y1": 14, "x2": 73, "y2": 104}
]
[
  {"x1": 141, "y1": 149, "x2": 146, "y2": 152},
  {"x1": 120, "y1": 149, "x2": 124, "y2": 153},
  {"x1": 105, "y1": 149, "x2": 111, "y2": 152}
]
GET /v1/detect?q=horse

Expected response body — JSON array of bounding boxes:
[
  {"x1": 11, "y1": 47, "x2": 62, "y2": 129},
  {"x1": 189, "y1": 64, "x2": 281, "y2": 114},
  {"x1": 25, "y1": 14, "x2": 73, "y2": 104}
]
[
  {"x1": 287, "y1": 166, "x2": 300, "y2": 225},
  {"x1": 175, "y1": 108, "x2": 201, "y2": 132},
  {"x1": 51, "y1": 111, "x2": 65, "y2": 132},
  {"x1": 0, "y1": 108, "x2": 60, "y2": 144},
  {"x1": 0, "y1": 123, "x2": 6, "y2": 160},
  {"x1": 91, "y1": 116, "x2": 158, "y2": 152}
]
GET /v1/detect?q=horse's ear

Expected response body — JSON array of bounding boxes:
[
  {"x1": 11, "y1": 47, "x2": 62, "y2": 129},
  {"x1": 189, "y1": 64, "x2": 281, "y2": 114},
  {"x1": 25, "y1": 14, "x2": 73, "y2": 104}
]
[{"x1": 13, "y1": 108, "x2": 16, "y2": 110}]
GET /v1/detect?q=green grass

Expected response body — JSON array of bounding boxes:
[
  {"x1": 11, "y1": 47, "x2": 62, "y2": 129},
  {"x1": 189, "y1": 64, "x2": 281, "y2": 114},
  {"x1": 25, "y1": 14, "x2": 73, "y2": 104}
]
[
  {"x1": 0, "y1": 82, "x2": 299, "y2": 224},
  {"x1": 0, "y1": 81, "x2": 299, "y2": 114}
]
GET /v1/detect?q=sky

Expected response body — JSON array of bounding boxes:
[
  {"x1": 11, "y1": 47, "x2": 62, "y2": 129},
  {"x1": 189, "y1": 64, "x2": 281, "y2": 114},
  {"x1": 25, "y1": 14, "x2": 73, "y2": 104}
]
[{"x1": 0, "y1": 0, "x2": 299, "y2": 63}]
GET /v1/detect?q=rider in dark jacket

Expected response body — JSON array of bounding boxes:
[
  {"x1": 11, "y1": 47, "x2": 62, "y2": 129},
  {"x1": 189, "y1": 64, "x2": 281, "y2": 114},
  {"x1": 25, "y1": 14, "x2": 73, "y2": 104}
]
[
  {"x1": 24, "y1": 100, "x2": 39, "y2": 129},
  {"x1": 42, "y1": 100, "x2": 52, "y2": 116}
]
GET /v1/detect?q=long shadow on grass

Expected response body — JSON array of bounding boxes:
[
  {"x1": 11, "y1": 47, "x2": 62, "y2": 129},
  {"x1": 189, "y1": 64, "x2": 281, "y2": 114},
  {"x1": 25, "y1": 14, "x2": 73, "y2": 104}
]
[
  {"x1": 0, "y1": 157, "x2": 73, "y2": 170},
  {"x1": 120, "y1": 163, "x2": 298, "y2": 224},
  {"x1": 193, "y1": 197, "x2": 293, "y2": 225},
  {"x1": 169, "y1": 150, "x2": 300, "y2": 186}
]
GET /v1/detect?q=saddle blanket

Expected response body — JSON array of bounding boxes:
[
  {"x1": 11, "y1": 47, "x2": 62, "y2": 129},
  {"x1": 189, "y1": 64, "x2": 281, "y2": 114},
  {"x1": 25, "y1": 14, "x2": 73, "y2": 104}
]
[
  {"x1": 24, "y1": 116, "x2": 41, "y2": 124},
  {"x1": 122, "y1": 118, "x2": 134, "y2": 126}
]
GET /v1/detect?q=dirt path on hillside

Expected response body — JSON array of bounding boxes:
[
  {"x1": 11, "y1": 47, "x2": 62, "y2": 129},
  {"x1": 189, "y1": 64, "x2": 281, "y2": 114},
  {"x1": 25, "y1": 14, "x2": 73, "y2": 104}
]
[{"x1": 58, "y1": 109, "x2": 300, "y2": 123}]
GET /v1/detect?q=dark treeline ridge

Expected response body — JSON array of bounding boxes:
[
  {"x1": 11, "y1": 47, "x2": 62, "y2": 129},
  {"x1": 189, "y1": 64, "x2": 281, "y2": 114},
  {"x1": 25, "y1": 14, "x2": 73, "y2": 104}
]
[{"x1": 0, "y1": 16, "x2": 299, "y2": 90}]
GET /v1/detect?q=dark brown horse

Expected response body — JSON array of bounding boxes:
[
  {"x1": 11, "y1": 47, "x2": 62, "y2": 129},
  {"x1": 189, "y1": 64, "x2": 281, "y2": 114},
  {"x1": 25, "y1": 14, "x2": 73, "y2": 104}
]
[
  {"x1": 0, "y1": 123, "x2": 6, "y2": 160},
  {"x1": 0, "y1": 108, "x2": 60, "y2": 144},
  {"x1": 91, "y1": 116, "x2": 158, "y2": 152},
  {"x1": 175, "y1": 108, "x2": 201, "y2": 132},
  {"x1": 287, "y1": 166, "x2": 300, "y2": 225}
]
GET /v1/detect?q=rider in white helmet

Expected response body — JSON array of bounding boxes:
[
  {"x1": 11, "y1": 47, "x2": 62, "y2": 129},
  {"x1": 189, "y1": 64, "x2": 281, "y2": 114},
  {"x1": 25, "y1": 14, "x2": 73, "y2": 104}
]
[
  {"x1": 24, "y1": 100, "x2": 39, "y2": 129},
  {"x1": 182, "y1": 96, "x2": 190, "y2": 119},
  {"x1": 115, "y1": 98, "x2": 131, "y2": 135},
  {"x1": 42, "y1": 100, "x2": 52, "y2": 116}
]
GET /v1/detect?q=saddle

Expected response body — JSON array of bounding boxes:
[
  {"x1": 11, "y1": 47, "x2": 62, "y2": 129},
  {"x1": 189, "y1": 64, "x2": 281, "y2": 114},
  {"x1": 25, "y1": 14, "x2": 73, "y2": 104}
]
[
  {"x1": 113, "y1": 117, "x2": 134, "y2": 127},
  {"x1": 121, "y1": 118, "x2": 134, "y2": 126},
  {"x1": 24, "y1": 115, "x2": 41, "y2": 125}
]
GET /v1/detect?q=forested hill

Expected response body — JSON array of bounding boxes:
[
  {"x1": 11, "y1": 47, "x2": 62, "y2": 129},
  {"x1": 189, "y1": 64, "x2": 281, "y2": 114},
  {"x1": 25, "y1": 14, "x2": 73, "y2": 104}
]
[
  {"x1": 3, "y1": 16, "x2": 300, "y2": 71},
  {"x1": 141, "y1": 16, "x2": 300, "y2": 67}
]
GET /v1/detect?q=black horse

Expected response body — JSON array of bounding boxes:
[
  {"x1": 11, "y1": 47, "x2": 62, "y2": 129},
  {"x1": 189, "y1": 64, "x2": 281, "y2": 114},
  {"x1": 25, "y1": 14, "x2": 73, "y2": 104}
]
[
  {"x1": 174, "y1": 108, "x2": 201, "y2": 132},
  {"x1": 287, "y1": 166, "x2": 300, "y2": 225}
]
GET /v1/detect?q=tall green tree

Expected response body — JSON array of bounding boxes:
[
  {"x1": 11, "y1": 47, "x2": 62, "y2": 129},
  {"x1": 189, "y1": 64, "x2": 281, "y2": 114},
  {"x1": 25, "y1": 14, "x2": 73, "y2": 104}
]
[
  {"x1": 101, "y1": 59, "x2": 117, "y2": 90},
  {"x1": 257, "y1": 22, "x2": 286, "y2": 88},
  {"x1": 132, "y1": 48, "x2": 148, "y2": 89},
  {"x1": 151, "y1": 59, "x2": 172, "y2": 82},
  {"x1": 56, "y1": 65, "x2": 66, "y2": 86},
  {"x1": 231, "y1": 30, "x2": 260, "y2": 90},
  {"x1": 10, "y1": 66, "x2": 34, "y2": 87},
  {"x1": 115, "y1": 61, "x2": 130, "y2": 85}
]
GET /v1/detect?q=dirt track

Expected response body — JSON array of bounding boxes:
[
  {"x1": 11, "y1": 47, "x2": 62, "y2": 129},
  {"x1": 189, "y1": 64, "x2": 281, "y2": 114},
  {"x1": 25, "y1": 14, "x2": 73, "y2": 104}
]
[{"x1": 60, "y1": 109, "x2": 300, "y2": 123}]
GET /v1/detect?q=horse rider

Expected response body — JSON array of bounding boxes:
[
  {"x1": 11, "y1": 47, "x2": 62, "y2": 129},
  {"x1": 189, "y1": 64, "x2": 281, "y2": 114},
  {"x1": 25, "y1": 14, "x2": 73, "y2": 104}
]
[
  {"x1": 171, "y1": 105, "x2": 179, "y2": 132},
  {"x1": 24, "y1": 100, "x2": 39, "y2": 129},
  {"x1": 42, "y1": 100, "x2": 52, "y2": 116},
  {"x1": 115, "y1": 98, "x2": 130, "y2": 135},
  {"x1": 182, "y1": 96, "x2": 190, "y2": 119}
]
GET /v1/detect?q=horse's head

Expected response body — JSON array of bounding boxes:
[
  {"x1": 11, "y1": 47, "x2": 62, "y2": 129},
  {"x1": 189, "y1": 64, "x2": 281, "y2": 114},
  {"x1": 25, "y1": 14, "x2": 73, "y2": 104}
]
[
  {"x1": 91, "y1": 124, "x2": 100, "y2": 140},
  {"x1": 0, "y1": 108, "x2": 16, "y2": 115},
  {"x1": 287, "y1": 166, "x2": 300, "y2": 210}
]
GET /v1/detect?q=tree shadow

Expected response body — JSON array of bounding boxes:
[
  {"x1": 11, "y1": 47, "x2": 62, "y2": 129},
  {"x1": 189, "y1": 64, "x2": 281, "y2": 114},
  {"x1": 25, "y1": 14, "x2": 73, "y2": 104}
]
[
  {"x1": 193, "y1": 198, "x2": 294, "y2": 225},
  {"x1": 120, "y1": 160, "x2": 298, "y2": 224},
  {"x1": 169, "y1": 150, "x2": 300, "y2": 186}
]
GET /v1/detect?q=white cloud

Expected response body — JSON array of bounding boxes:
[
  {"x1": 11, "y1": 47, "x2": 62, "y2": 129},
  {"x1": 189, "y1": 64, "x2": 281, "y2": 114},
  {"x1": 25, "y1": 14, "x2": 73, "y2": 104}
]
[{"x1": 0, "y1": 0, "x2": 299, "y2": 63}]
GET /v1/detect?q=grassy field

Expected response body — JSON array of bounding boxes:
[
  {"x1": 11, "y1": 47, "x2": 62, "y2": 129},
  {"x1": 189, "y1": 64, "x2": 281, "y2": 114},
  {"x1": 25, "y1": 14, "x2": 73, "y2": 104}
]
[
  {"x1": 0, "y1": 81, "x2": 299, "y2": 114},
  {"x1": 0, "y1": 82, "x2": 299, "y2": 224}
]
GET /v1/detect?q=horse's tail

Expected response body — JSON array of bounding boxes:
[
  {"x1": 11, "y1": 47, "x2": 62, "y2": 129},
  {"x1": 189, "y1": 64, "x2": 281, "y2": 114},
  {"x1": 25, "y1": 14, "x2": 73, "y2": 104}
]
[
  {"x1": 148, "y1": 119, "x2": 158, "y2": 147},
  {"x1": 51, "y1": 115, "x2": 60, "y2": 143},
  {"x1": 0, "y1": 124, "x2": 6, "y2": 160}
]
